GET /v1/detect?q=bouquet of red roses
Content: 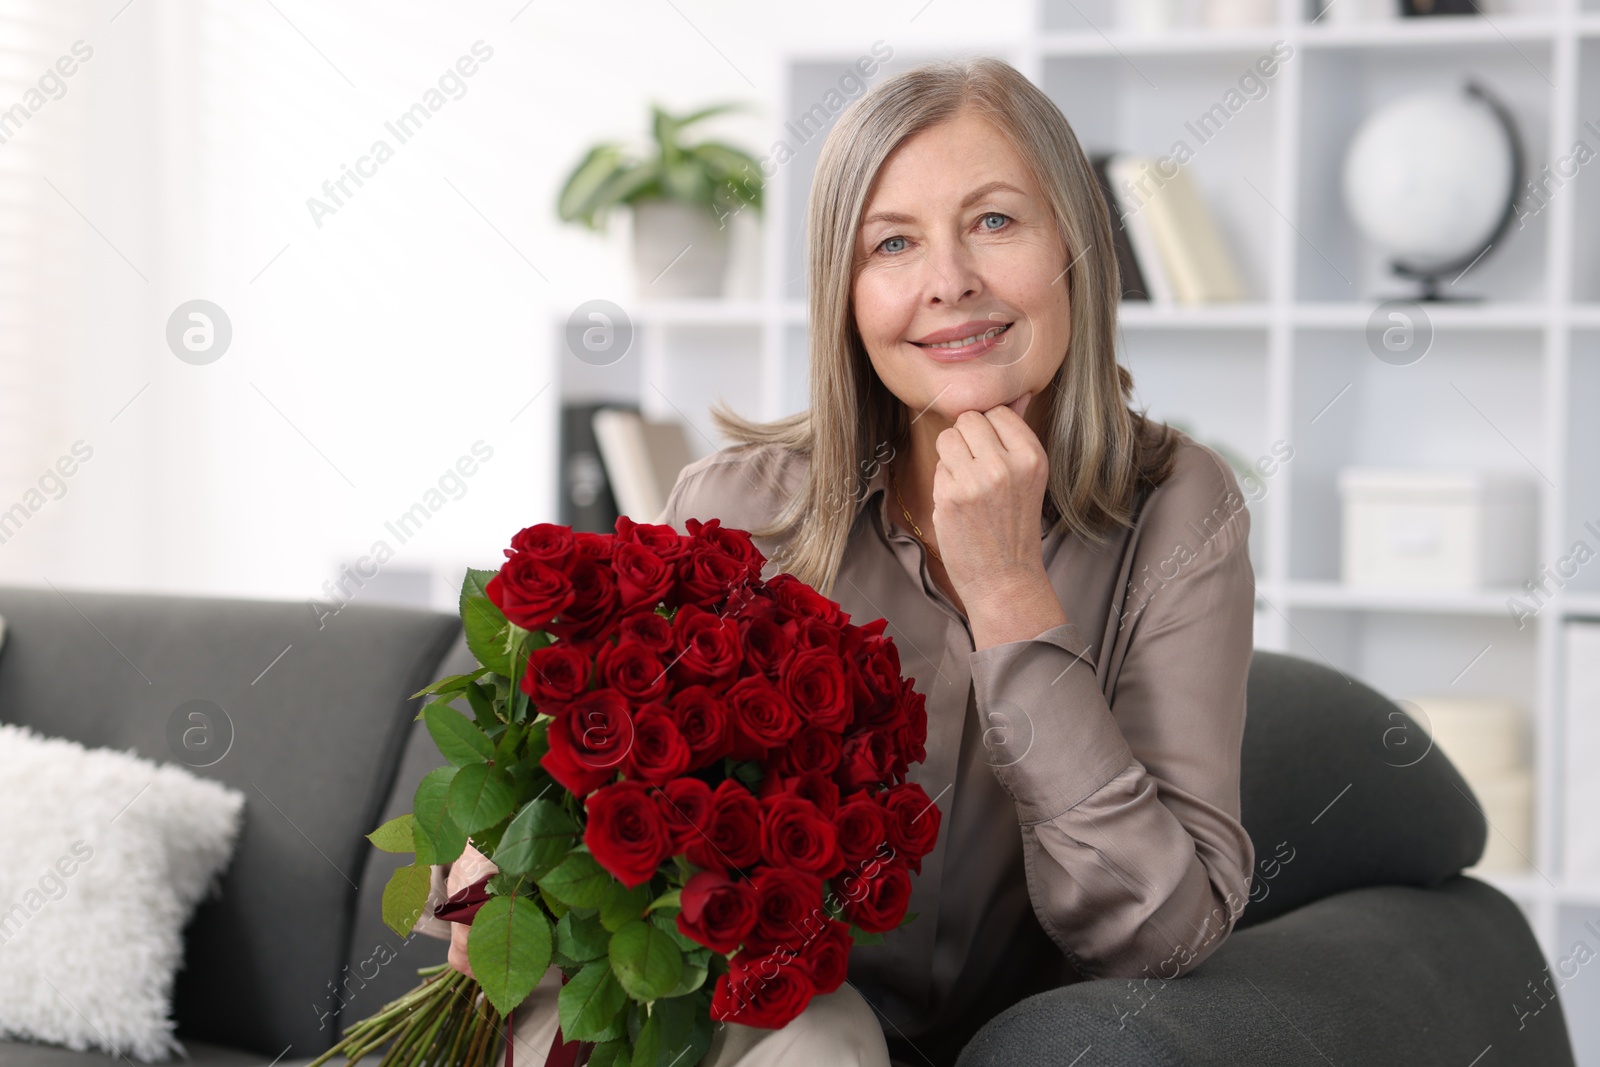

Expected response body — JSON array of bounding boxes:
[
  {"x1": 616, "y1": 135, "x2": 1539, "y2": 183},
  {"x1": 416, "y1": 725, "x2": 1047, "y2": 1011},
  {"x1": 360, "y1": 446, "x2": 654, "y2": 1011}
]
[{"x1": 307, "y1": 515, "x2": 936, "y2": 1067}]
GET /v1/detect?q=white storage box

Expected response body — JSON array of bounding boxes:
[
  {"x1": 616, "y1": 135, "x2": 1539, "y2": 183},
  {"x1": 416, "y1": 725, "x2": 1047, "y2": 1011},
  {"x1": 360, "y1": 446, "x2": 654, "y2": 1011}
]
[
  {"x1": 1338, "y1": 468, "x2": 1537, "y2": 590},
  {"x1": 1403, "y1": 694, "x2": 1532, "y2": 873}
]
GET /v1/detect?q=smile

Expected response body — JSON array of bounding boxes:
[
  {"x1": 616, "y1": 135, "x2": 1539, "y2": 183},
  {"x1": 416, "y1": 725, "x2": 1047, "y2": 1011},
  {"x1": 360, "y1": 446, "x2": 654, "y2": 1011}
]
[{"x1": 911, "y1": 322, "x2": 1013, "y2": 360}]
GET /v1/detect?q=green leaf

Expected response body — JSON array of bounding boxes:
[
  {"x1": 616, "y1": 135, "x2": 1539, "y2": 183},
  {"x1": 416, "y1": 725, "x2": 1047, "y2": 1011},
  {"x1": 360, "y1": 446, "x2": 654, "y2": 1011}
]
[
  {"x1": 663, "y1": 955, "x2": 708, "y2": 999},
  {"x1": 413, "y1": 766, "x2": 465, "y2": 866},
  {"x1": 495, "y1": 800, "x2": 578, "y2": 877},
  {"x1": 586, "y1": 1041, "x2": 630, "y2": 1067},
  {"x1": 447, "y1": 762, "x2": 517, "y2": 834},
  {"x1": 410, "y1": 667, "x2": 491, "y2": 701},
  {"x1": 648, "y1": 910, "x2": 701, "y2": 954},
  {"x1": 380, "y1": 862, "x2": 432, "y2": 937},
  {"x1": 849, "y1": 924, "x2": 885, "y2": 947},
  {"x1": 465, "y1": 679, "x2": 499, "y2": 729},
  {"x1": 599, "y1": 881, "x2": 654, "y2": 933},
  {"x1": 558, "y1": 960, "x2": 630, "y2": 1043},
  {"x1": 494, "y1": 722, "x2": 526, "y2": 766},
  {"x1": 467, "y1": 893, "x2": 553, "y2": 1016},
  {"x1": 462, "y1": 594, "x2": 513, "y2": 676},
  {"x1": 651, "y1": 992, "x2": 709, "y2": 1064},
  {"x1": 366, "y1": 813, "x2": 414, "y2": 854},
  {"x1": 609, "y1": 918, "x2": 684, "y2": 1001},
  {"x1": 425, "y1": 702, "x2": 496, "y2": 765},
  {"x1": 644, "y1": 888, "x2": 681, "y2": 914},
  {"x1": 556, "y1": 909, "x2": 612, "y2": 963},
  {"x1": 540, "y1": 851, "x2": 612, "y2": 909},
  {"x1": 631, "y1": 1010, "x2": 662, "y2": 1067}
]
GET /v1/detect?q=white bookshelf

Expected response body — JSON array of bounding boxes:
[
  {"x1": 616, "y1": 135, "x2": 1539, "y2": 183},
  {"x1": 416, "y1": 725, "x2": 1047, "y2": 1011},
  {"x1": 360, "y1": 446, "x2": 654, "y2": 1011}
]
[{"x1": 555, "y1": 0, "x2": 1600, "y2": 1053}]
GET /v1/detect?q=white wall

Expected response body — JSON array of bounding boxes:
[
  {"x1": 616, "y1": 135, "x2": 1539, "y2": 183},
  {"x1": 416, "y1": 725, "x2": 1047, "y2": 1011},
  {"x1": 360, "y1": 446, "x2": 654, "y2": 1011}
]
[{"x1": 0, "y1": 0, "x2": 1028, "y2": 608}]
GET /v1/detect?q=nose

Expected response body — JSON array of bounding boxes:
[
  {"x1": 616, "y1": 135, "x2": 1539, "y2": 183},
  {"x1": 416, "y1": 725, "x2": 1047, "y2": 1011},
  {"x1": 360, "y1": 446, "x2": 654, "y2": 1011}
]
[{"x1": 921, "y1": 232, "x2": 982, "y2": 306}]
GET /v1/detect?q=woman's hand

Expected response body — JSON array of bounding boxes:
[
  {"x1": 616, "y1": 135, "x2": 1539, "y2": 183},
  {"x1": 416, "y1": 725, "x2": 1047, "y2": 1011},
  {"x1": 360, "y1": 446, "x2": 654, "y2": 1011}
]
[{"x1": 932, "y1": 390, "x2": 1071, "y2": 650}]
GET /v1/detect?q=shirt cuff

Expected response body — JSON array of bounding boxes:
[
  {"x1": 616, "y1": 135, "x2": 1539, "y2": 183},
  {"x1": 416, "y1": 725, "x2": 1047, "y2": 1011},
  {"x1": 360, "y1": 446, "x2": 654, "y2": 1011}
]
[{"x1": 968, "y1": 621, "x2": 1135, "y2": 824}]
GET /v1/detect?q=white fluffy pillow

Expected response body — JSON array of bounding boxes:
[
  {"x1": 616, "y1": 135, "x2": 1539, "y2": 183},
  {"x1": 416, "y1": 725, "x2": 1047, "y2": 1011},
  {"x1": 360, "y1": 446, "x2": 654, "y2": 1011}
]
[{"x1": 0, "y1": 722, "x2": 246, "y2": 1061}]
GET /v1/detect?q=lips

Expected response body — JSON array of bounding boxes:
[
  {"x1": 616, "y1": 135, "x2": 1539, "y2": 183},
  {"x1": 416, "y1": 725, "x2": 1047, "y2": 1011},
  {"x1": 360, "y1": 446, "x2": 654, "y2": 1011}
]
[{"x1": 911, "y1": 321, "x2": 1014, "y2": 348}]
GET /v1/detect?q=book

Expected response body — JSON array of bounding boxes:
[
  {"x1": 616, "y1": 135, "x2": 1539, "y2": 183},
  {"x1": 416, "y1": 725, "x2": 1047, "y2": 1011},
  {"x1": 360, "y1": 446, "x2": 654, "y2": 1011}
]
[
  {"x1": 1107, "y1": 156, "x2": 1177, "y2": 305},
  {"x1": 1089, "y1": 154, "x2": 1151, "y2": 301},
  {"x1": 559, "y1": 401, "x2": 623, "y2": 533},
  {"x1": 1108, "y1": 154, "x2": 1245, "y2": 305},
  {"x1": 1565, "y1": 622, "x2": 1600, "y2": 880},
  {"x1": 591, "y1": 407, "x2": 695, "y2": 524}
]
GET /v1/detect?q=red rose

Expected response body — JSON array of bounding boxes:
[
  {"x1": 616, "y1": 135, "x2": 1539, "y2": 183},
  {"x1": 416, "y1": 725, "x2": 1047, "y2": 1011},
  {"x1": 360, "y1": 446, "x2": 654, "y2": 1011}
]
[
  {"x1": 573, "y1": 531, "x2": 615, "y2": 562},
  {"x1": 613, "y1": 515, "x2": 689, "y2": 565},
  {"x1": 675, "y1": 542, "x2": 750, "y2": 610},
  {"x1": 541, "y1": 689, "x2": 633, "y2": 796},
  {"x1": 747, "y1": 866, "x2": 825, "y2": 954},
  {"x1": 623, "y1": 706, "x2": 691, "y2": 785},
  {"x1": 739, "y1": 616, "x2": 793, "y2": 681},
  {"x1": 760, "y1": 794, "x2": 843, "y2": 878},
  {"x1": 518, "y1": 643, "x2": 592, "y2": 704},
  {"x1": 799, "y1": 917, "x2": 852, "y2": 995},
  {"x1": 676, "y1": 869, "x2": 758, "y2": 955},
  {"x1": 760, "y1": 772, "x2": 839, "y2": 818},
  {"x1": 879, "y1": 782, "x2": 941, "y2": 871},
  {"x1": 671, "y1": 686, "x2": 732, "y2": 767},
  {"x1": 671, "y1": 605, "x2": 745, "y2": 688},
  {"x1": 584, "y1": 780, "x2": 672, "y2": 888},
  {"x1": 765, "y1": 573, "x2": 846, "y2": 627},
  {"x1": 613, "y1": 541, "x2": 674, "y2": 613},
  {"x1": 833, "y1": 791, "x2": 887, "y2": 866},
  {"x1": 618, "y1": 610, "x2": 674, "y2": 655},
  {"x1": 724, "y1": 674, "x2": 802, "y2": 760},
  {"x1": 653, "y1": 777, "x2": 713, "y2": 852},
  {"x1": 485, "y1": 554, "x2": 574, "y2": 632},
  {"x1": 711, "y1": 950, "x2": 815, "y2": 1029},
  {"x1": 835, "y1": 730, "x2": 896, "y2": 792},
  {"x1": 505, "y1": 523, "x2": 576, "y2": 570},
  {"x1": 686, "y1": 780, "x2": 763, "y2": 871},
  {"x1": 840, "y1": 859, "x2": 912, "y2": 934},
  {"x1": 545, "y1": 558, "x2": 620, "y2": 643},
  {"x1": 596, "y1": 640, "x2": 668, "y2": 704},
  {"x1": 775, "y1": 727, "x2": 842, "y2": 778},
  {"x1": 779, "y1": 647, "x2": 850, "y2": 732},
  {"x1": 792, "y1": 618, "x2": 842, "y2": 653},
  {"x1": 686, "y1": 516, "x2": 766, "y2": 577}
]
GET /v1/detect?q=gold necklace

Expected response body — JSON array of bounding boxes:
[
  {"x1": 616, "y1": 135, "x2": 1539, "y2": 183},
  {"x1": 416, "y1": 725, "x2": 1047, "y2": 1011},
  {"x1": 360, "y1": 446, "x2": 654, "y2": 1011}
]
[{"x1": 890, "y1": 461, "x2": 942, "y2": 563}]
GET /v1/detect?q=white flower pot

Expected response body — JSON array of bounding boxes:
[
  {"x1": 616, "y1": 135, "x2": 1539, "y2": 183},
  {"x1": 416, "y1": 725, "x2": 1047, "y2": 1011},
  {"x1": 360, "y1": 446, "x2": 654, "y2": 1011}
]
[{"x1": 630, "y1": 199, "x2": 731, "y2": 299}]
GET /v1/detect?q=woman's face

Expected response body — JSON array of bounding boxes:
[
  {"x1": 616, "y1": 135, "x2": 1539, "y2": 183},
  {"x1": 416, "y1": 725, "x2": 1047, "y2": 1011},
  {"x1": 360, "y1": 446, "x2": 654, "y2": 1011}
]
[{"x1": 852, "y1": 109, "x2": 1071, "y2": 431}]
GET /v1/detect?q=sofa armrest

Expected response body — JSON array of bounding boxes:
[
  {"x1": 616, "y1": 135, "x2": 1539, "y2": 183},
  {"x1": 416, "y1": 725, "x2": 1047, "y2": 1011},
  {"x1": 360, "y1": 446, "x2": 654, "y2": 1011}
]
[{"x1": 956, "y1": 876, "x2": 1575, "y2": 1067}]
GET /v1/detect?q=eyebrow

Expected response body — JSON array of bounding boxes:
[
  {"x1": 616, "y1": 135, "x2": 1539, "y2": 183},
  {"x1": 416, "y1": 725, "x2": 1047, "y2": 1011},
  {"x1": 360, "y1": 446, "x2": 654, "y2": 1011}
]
[{"x1": 861, "y1": 180, "x2": 1028, "y2": 228}]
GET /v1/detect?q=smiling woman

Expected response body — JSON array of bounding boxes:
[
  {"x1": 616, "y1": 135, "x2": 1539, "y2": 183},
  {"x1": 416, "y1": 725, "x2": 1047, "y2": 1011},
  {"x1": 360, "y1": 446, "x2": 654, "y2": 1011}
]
[{"x1": 427, "y1": 55, "x2": 1258, "y2": 1067}]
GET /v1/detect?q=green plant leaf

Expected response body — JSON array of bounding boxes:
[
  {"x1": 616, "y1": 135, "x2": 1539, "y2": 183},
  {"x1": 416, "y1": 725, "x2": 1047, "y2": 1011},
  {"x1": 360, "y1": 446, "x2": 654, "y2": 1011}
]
[
  {"x1": 648, "y1": 910, "x2": 701, "y2": 954},
  {"x1": 599, "y1": 880, "x2": 654, "y2": 933},
  {"x1": 380, "y1": 862, "x2": 431, "y2": 937},
  {"x1": 410, "y1": 667, "x2": 491, "y2": 701},
  {"x1": 494, "y1": 722, "x2": 526, "y2": 765},
  {"x1": 447, "y1": 762, "x2": 516, "y2": 834},
  {"x1": 465, "y1": 680, "x2": 499, "y2": 730},
  {"x1": 663, "y1": 955, "x2": 708, "y2": 1000},
  {"x1": 461, "y1": 594, "x2": 513, "y2": 676},
  {"x1": 467, "y1": 893, "x2": 553, "y2": 1016},
  {"x1": 644, "y1": 888, "x2": 681, "y2": 914},
  {"x1": 495, "y1": 799, "x2": 579, "y2": 876},
  {"x1": 556, "y1": 908, "x2": 612, "y2": 963},
  {"x1": 651, "y1": 991, "x2": 710, "y2": 1064},
  {"x1": 558, "y1": 960, "x2": 630, "y2": 1043},
  {"x1": 609, "y1": 919, "x2": 684, "y2": 1002},
  {"x1": 585, "y1": 1042, "x2": 630, "y2": 1067},
  {"x1": 849, "y1": 924, "x2": 885, "y2": 947},
  {"x1": 540, "y1": 851, "x2": 611, "y2": 909},
  {"x1": 413, "y1": 765, "x2": 465, "y2": 866},
  {"x1": 425, "y1": 702, "x2": 495, "y2": 765},
  {"x1": 366, "y1": 813, "x2": 414, "y2": 854}
]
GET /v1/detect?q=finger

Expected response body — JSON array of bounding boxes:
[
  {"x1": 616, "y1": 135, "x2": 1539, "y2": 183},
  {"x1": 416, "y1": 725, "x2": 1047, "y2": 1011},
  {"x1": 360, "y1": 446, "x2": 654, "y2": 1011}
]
[
  {"x1": 950, "y1": 410, "x2": 1008, "y2": 469},
  {"x1": 935, "y1": 424, "x2": 975, "y2": 465},
  {"x1": 985, "y1": 394, "x2": 1044, "y2": 455}
]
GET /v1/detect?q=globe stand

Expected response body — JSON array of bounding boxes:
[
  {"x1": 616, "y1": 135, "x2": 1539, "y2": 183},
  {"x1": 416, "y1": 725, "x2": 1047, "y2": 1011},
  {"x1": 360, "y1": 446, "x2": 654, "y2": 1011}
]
[{"x1": 1384, "y1": 80, "x2": 1525, "y2": 303}]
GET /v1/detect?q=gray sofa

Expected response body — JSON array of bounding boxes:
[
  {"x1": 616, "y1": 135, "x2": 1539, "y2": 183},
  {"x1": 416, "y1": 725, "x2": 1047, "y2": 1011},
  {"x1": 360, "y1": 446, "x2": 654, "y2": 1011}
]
[{"x1": 0, "y1": 585, "x2": 1577, "y2": 1066}]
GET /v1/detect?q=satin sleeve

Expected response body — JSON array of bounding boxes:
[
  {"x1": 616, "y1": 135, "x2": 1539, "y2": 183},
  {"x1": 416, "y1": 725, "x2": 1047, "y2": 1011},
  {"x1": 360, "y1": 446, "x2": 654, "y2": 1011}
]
[{"x1": 967, "y1": 459, "x2": 1257, "y2": 982}]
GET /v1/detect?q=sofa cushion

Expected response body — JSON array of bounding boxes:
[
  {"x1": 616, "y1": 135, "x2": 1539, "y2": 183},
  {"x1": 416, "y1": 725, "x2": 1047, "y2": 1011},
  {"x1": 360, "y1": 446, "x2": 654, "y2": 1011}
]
[
  {"x1": 0, "y1": 723, "x2": 245, "y2": 1060},
  {"x1": 1237, "y1": 651, "x2": 1488, "y2": 927},
  {"x1": 0, "y1": 586, "x2": 461, "y2": 1058}
]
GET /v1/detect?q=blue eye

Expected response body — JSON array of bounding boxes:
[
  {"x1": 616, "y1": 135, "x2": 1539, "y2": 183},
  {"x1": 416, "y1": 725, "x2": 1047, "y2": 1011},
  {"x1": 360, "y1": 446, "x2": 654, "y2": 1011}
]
[
  {"x1": 877, "y1": 235, "x2": 908, "y2": 254},
  {"x1": 981, "y1": 212, "x2": 1010, "y2": 230}
]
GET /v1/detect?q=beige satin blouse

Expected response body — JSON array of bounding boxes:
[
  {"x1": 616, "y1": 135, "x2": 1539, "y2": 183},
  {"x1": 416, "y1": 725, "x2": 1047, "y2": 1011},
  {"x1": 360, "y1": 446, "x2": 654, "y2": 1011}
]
[{"x1": 651, "y1": 428, "x2": 1258, "y2": 1060}]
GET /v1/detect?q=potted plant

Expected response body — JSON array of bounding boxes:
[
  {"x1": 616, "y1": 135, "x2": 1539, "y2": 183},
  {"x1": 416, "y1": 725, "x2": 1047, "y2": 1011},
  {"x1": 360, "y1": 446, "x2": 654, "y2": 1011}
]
[{"x1": 557, "y1": 102, "x2": 765, "y2": 299}]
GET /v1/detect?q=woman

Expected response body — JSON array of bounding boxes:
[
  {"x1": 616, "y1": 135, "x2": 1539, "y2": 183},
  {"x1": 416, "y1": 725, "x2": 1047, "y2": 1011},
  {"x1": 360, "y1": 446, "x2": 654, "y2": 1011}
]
[{"x1": 418, "y1": 54, "x2": 1257, "y2": 1067}]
